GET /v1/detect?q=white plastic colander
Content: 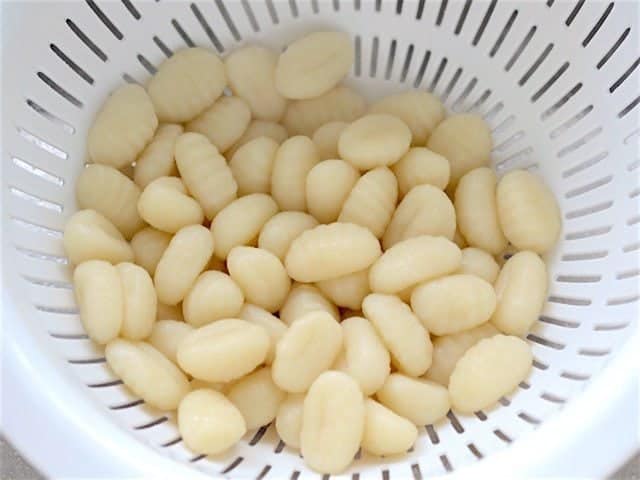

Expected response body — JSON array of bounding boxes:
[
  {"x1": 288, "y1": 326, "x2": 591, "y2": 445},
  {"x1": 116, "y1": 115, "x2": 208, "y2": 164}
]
[{"x1": 2, "y1": 0, "x2": 639, "y2": 478}]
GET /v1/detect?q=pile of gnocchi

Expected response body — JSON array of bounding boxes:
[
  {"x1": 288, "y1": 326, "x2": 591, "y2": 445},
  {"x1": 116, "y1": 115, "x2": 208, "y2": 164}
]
[{"x1": 65, "y1": 30, "x2": 561, "y2": 474}]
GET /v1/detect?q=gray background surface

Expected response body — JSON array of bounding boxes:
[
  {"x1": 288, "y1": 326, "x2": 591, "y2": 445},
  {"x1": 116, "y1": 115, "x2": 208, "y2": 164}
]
[{"x1": 2, "y1": 435, "x2": 638, "y2": 479}]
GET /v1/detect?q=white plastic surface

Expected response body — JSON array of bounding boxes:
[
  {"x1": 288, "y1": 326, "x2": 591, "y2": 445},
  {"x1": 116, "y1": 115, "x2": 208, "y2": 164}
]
[{"x1": 1, "y1": 0, "x2": 639, "y2": 478}]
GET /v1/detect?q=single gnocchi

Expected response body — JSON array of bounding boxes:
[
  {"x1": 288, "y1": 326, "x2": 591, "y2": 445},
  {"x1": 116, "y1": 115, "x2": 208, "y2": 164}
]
[
  {"x1": 312, "y1": 121, "x2": 348, "y2": 159},
  {"x1": 300, "y1": 371, "x2": 364, "y2": 474},
  {"x1": 258, "y1": 211, "x2": 319, "y2": 261},
  {"x1": 154, "y1": 225, "x2": 214, "y2": 306},
  {"x1": 491, "y1": 251, "x2": 548, "y2": 335},
  {"x1": 370, "y1": 235, "x2": 461, "y2": 294},
  {"x1": 183, "y1": 271, "x2": 244, "y2": 327},
  {"x1": 137, "y1": 176, "x2": 204, "y2": 233},
  {"x1": 88, "y1": 84, "x2": 158, "y2": 169},
  {"x1": 496, "y1": 169, "x2": 561, "y2": 254},
  {"x1": 227, "y1": 120, "x2": 288, "y2": 157},
  {"x1": 338, "y1": 167, "x2": 398, "y2": 238},
  {"x1": 376, "y1": 374, "x2": 450, "y2": 426},
  {"x1": 177, "y1": 319, "x2": 270, "y2": 382},
  {"x1": 227, "y1": 246, "x2": 291, "y2": 312},
  {"x1": 427, "y1": 114, "x2": 492, "y2": 189},
  {"x1": 63, "y1": 209, "x2": 134, "y2": 265},
  {"x1": 335, "y1": 316, "x2": 390, "y2": 395},
  {"x1": 174, "y1": 132, "x2": 238, "y2": 220},
  {"x1": 178, "y1": 389, "x2": 246, "y2": 455},
  {"x1": 238, "y1": 304, "x2": 287, "y2": 365},
  {"x1": 285, "y1": 223, "x2": 382, "y2": 282},
  {"x1": 316, "y1": 269, "x2": 370, "y2": 310},
  {"x1": 186, "y1": 96, "x2": 252, "y2": 152},
  {"x1": 116, "y1": 262, "x2": 157, "y2": 340},
  {"x1": 392, "y1": 147, "x2": 450, "y2": 197},
  {"x1": 227, "y1": 367, "x2": 286, "y2": 430},
  {"x1": 271, "y1": 136, "x2": 319, "y2": 211},
  {"x1": 147, "y1": 47, "x2": 226, "y2": 123},
  {"x1": 338, "y1": 114, "x2": 412, "y2": 171},
  {"x1": 449, "y1": 334, "x2": 533, "y2": 413},
  {"x1": 455, "y1": 167, "x2": 508, "y2": 255},
  {"x1": 130, "y1": 227, "x2": 172, "y2": 275},
  {"x1": 275, "y1": 31, "x2": 354, "y2": 100},
  {"x1": 225, "y1": 45, "x2": 287, "y2": 121},
  {"x1": 362, "y1": 399, "x2": 418, "y2": 456},
  {"x1": 229, "y1": 136, "x2": 279, "y2": 196},
  {"x1": 459, "y1": 247, "x2": 500, "y2": 284},
  {"x1": 74, "y1": 260, "x2": 123, "y2": 344},
  {"x1": 383, "y1": 184, "x2": 456, "y2": 249},
  {"x1": 306, "y1": 160, "x2": 360, "y2": 223},
  {"x1": 283, "y1": 86, "x2": 366, "y2": 137},
  {"x1": 275, "y1": 393, "x2": 305, "y2": 449},
  {"x1": 369, "y1": 91, "x2": 445, "y2": 146},
  {"x1": 211, "y1": 194, "x2": 279, "y2": 259},
  {"x1": 134, "y1": 124, "x2": 183, "y2": 188},
  {"x1": 149, "y1": 319, "x2": 194, "y2": 365},
  {"x1": 279, "y1": 284, "x2": 340, "y2": 325},
  {"x1": 106, "y1": 339, "x2": 190, "y2": 410},
  {"x1": 76, "y1": 164, "x2": 145, "y2": 239},
  {"x1": 411, "y1": 274, "x2": 497, "y2": 335},
  {"x1": 424, "y1": 323, "x2": 499, "y2": 386},
  {"x1": 362, "y1": 294, "x2": 432, "y2": 377},
  {"x1": 271, "y1": 311, "x2": 343, "y2": 393}
]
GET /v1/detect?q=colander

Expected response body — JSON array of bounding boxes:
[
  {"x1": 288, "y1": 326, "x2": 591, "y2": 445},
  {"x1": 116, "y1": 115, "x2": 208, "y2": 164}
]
[{"x1": 1, "y1": 0, "x2": 639, "y2": 478}]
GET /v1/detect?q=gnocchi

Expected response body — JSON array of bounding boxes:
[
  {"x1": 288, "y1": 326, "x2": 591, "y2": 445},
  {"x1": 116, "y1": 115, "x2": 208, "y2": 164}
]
[
  {"x1": 275, "y1": 393, "x2": 305, "y2": 449},
  {"x1": 391, "y1": 147, "x2": 450, "y2": 196},
  {"x1": 147, "y1": 47, "x2": 226, "y2": 122},
  {"x1": 285, "y1": 223, "x2": 382, "y2": 282},
  {"x1": 338, "y1": 167, "x2": 398, "y2": 238},
  {"x1": 258, "y1": 211, "x2": 319, "y2": 261},
  {"x1": 106, "y1": 339, "x2": 190, "y2": 410},
  {"x1": 76, "y1": 164, "x2": 145, "y2": 239},
  {"x1": 226, "y1": 120, "x2": 288, "y2": 157},
  {"x1": 369, "y1": 235, "x2": 461, "y2": 294},
  {"x1": 496, "y1": 169, "x2": 561, "y2": 254},
  {"x1": 362, "y1": 294, "x2": 432, "y2": 377},
  {"x1": 459, "y1": 247, "x2": 500, "y2": 284},
  {"x1": 279, "y1": 284, "x2": 340, "y2": 325},
  {"x1": 183, "y1": 271, "x2": 244, "y2": 327},
  {"x1": 229, "y1": 136, "x2": 279, "y2": 196},
  {"x1": 449, "y1": 335, "x2": 532, "y2": 413},
  {"x1": 137, "y1": 176, "x2": 204, "y2": 233},
  {"x1": 174, "y1": 132, "x2": 238, "y2": 220},
  {"x1": 455, "y1": 167, "x2": 508, "y2": 254},
  {"x1": 306, "y1": 159, "x2": 360, "y2": 223},
  {"x1": 369, "y1": 91, "x2": 445, "y2": 146},
  {"x1": 149, "y1": 319, "x2": 194, "y2": 365},
  {"x1": 186, "y1": 96, "x2": 252, "y2": 152},
  {"x1": 154, "y1": 225, "x2": 214, "y2": 306},
  {"x1": 301, "y1": 371, "x2": 364, "y2": 474},
  {"x1": 362, "y1": 399, "x2": 418, "y2": 456},
  {"x1": 491, "y1": 251, "x2": 548, "y2": 335},
  {"x1": 211, "y1": 194, "x2": 278, "y2": 259},
  {"x1": 376, "y1": 374, "x2": 450, "y2": 426},
  {"x1": 88, "y1": 84, "x2": 158, "y2": 169},
  {"x1": 283, "y1": 86, "x2": 366, "y2": 137},
  {"x1": 238, "y1": 304, "x2": 287, "y2": 365},
  {"x1": 382, "y1": 184, "x2": 456, "y2": 249},
  {"x1": 271, "y1": 136, "x2": 319, "y2": 211},
  {"x1": 271, "y1": 311, "x2": 343, "y2": 393},
  {"x1": 411, "y1": 274, "x2": 497, "y2": 335},
  {"x1": 130, "y1": 227, "x2": 172, "y2": 275},
  {"x1": 177, "y1": 319, "x2": 270, "y2": 382},
  {"x1": 225, "y1": 45, "x2": 287, "y2": 122},
  {"x1": 133, "y1": 124, "x2": 183, "y2": 188},
  {"x1": 312, "y1": 121, "x2": 348, "y2": 159},
  {"x1": 316, "y1": 269, "x2": 370, "y2": 310},
  {"x1": 338, "y1": 114, "x2": 412, "y2": 170},
  {"x1": 63, "y1": 209, "x2": 134, "y2": 265},
  {"x1": 227, "y1": 246, "x2": 291, "y2": 312},
  {"x1": 227, "y1": 367, "x2": 286, "y2": 430},
  {"x1": 427, "y1": 114, "x2": 492, "y2": 189},
  {"x1": 275, "y1": 31, "x2": 354, "y2": 100},
  {"x1": 178, "y1": 389, "x2": 246, "y2": 455},
  {"x1": 116, "y1": 262, "x2": 157, "y2": 340}
]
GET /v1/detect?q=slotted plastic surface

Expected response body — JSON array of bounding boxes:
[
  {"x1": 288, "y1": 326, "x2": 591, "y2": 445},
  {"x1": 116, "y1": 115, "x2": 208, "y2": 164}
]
[{"x1": 2, "y1": 1, "x2": 639, "y2": 479}]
